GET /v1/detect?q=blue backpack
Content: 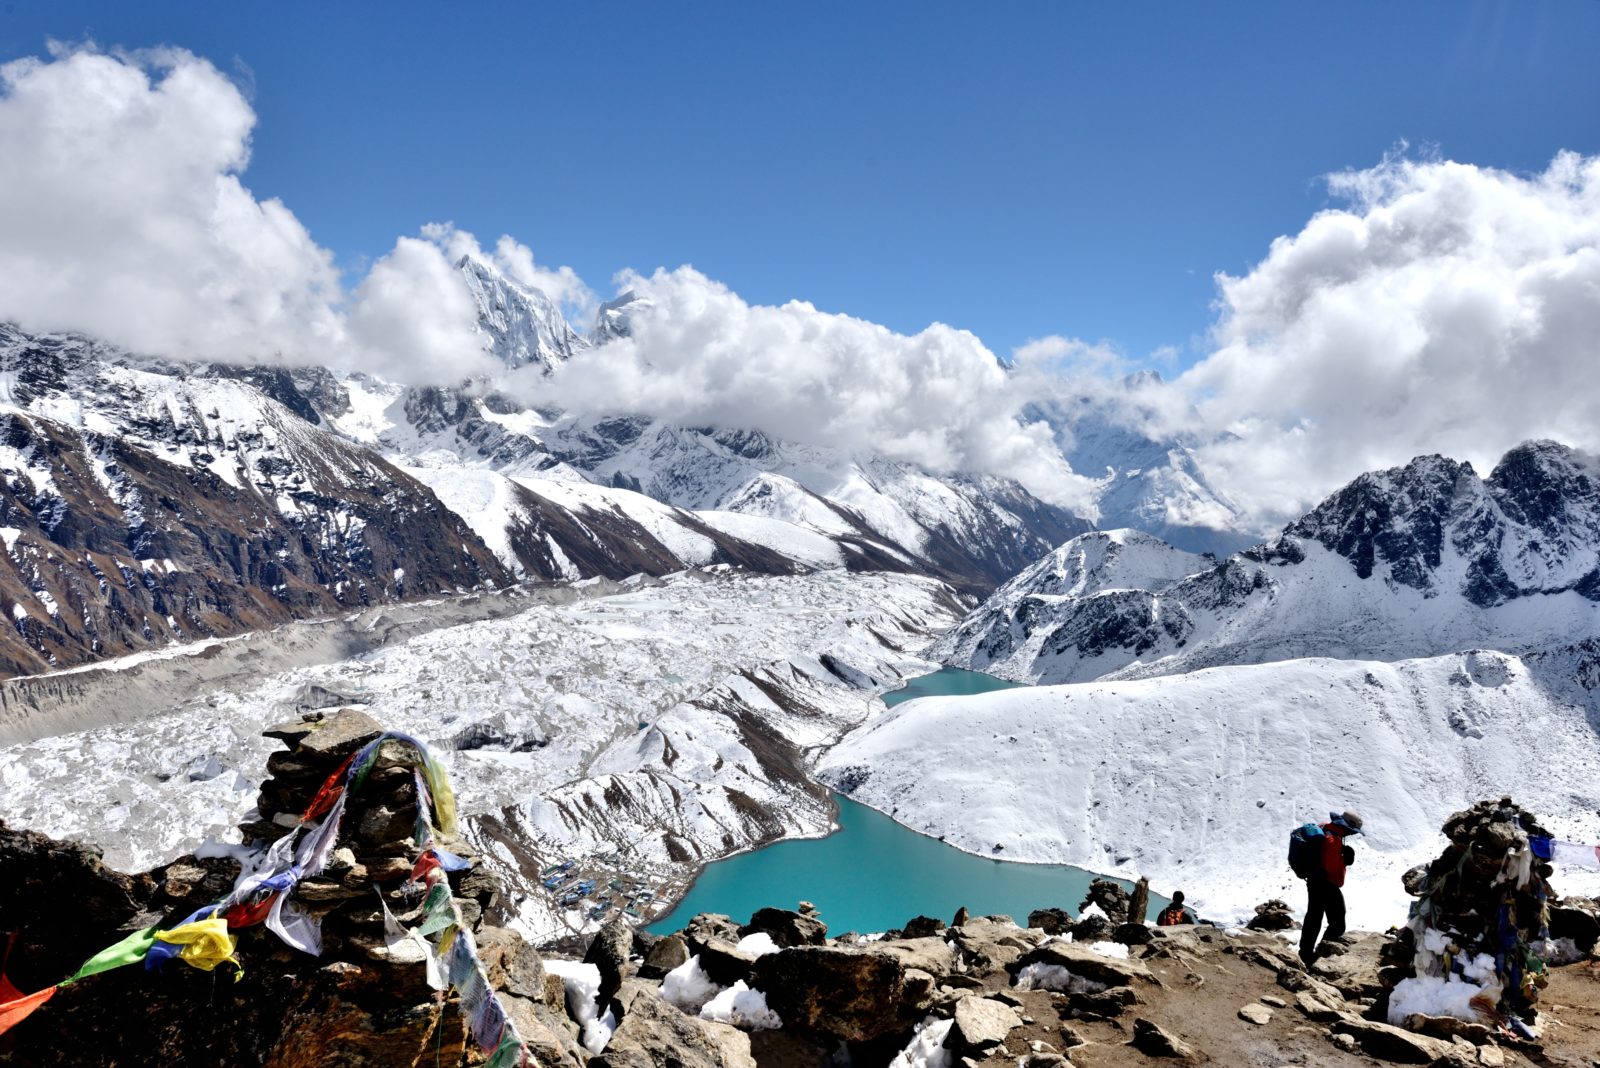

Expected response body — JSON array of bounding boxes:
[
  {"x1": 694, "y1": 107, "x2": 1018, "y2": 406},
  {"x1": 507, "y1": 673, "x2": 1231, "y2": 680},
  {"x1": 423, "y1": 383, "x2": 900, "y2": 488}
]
[{"x1": 1287, "y1": 822, "x2": 1325, "y2": 878}]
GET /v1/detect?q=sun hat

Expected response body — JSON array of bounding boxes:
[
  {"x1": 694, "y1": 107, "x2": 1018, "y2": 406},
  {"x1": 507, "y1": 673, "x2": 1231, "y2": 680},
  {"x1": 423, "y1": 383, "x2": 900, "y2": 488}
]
[{"x1": 1329, "y1": 810, "x2": 1364, "y2": 835}]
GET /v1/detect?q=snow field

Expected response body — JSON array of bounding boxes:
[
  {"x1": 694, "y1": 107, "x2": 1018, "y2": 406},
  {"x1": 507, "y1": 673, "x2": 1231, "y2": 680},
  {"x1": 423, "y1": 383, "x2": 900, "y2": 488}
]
[{"x1": 821, "y1": 649, "x2": 1600, "y2": 929}]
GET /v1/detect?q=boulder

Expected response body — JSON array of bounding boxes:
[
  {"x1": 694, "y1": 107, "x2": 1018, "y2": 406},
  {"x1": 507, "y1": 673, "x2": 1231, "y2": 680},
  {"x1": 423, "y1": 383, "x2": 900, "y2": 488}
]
[
  {"x1": 1294, "y1": 991, "x2": 1344, "y2": 1022},
  {"x1": 1549, "y1": 902, "x2": 1600, "y2": 954},
  {"x1": 1069, "y1": 985, "x2": 1143, "y2": 1019},
  {"x1": 1237, "y1": 1003, "x2": 1272, "y2": 1025},
  {"x1": 874, "y1": 936, "x2": 959, "y2": 978},
  {"x1": 695, "y1": 937, "x2": 759, "y2": 987},
  {"x1": 1070, "y1": 914, "x2": 1114, "y2": 943},
  {"x1": 947, "y1": 997, "x2": 1023, "y2": 1053},
  {"x1": 639, "y1": 934, "x2": 690, "y2": 980},
  {"x1": 1401, "y1": 1013, "x2": 1495, "y2": 1045},
  {"x1": 897, "y1": 915, "x2": 946, "y2": 939},
  {"x1": 1013, "y1": 941, "x2": 1158, "y2": 990},
  {"x1": 683, "y1": 912, "x2": 742, "y2": 946},
  {"x1": 951, "y1": 906, "x2": 970, "y2": 927},
  {"x1": 584, "y1": 915, "x2": 634, "y2": 1008},
  {"x1": 951, "y1": 917, "x2": 1036, "y2": 970},
  {"x1": 1130, "y1": 1018, "x2": 1195, "y2": 1059},
  {"x1": 474, "y1": 926, "x2": 555, "y2": 1005},
  {"x1": 1112, "y1": 922, "x2": 1152, "y2": 946},
  {"x1": 1331, "y1": 1019, "x2": 1452, "y2": 1064},
  {"x1": 596, "y1": 985, "x2": 755, "y2": 1068},
  {"x1": 1027, "y1": 907, "x2": 1075, "y2": 935},
  {"x1": 750, "y1": 946, "x2": 923, "y2": 1042},
  {"x1": 1277, "y1": 966, "x2": 1345, "y2": 1007},
  {"x1": 741, "y1": 907, "x2": 827, "y2": 947}
]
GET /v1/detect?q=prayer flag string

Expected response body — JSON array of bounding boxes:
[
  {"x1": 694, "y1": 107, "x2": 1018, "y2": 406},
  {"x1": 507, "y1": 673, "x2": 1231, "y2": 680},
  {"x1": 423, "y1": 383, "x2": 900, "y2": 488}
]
[{"x1": 0, "y1": 729, "x2": 522, "y2": 1063}]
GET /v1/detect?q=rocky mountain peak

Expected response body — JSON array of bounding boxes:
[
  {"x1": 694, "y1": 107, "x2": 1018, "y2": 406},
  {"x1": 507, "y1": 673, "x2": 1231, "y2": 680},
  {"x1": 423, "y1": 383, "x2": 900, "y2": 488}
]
[
  {"x1": 1488, "y1": 439, "x2": 1600, "y2": 539},
  {"x1": 593, "y1": 290, "x2": 649, "y2": 344},
  {"x1": 454, "y1": 255, "x2": 588, "y2": 373},
  {"x1": 1286, "y1": 453, "x2": 1479, "y2": 590}
]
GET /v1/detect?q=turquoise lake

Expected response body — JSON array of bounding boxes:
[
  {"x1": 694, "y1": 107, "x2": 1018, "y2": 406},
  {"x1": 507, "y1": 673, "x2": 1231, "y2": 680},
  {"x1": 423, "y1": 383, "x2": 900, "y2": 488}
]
[
  {"x1": 648, "y1": 668, "x2": 1156, "y2": 935},
  {"x1": 879, "y1": 666, "x2": 1026, "y2": 707}
]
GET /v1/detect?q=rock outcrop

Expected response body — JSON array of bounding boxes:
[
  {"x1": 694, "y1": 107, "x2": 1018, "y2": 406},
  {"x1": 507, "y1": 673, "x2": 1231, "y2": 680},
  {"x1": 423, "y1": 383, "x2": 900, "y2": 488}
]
[{"x1": 0, "y1": 709, "x2": 585, "y2": 1067}]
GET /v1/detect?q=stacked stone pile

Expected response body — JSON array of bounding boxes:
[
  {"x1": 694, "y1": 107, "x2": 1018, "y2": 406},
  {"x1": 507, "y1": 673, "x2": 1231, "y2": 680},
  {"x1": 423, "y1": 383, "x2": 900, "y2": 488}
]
[
  {"x1": 242, "y1": 709, "x2": 500, "y2": 961},
  {"x1": 1, "y1": 709, "x2": 588, "y2": 1067},
  {"x1": 1388, "y1": 798, "x2": 1556, "y2": 1030}
]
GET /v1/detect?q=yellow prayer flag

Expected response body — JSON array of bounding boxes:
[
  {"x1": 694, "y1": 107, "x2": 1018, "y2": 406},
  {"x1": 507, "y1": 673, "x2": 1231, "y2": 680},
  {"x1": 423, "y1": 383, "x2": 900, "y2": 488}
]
[{"x1": 154, "y1": 917, "x2": 242, "y2": 979}]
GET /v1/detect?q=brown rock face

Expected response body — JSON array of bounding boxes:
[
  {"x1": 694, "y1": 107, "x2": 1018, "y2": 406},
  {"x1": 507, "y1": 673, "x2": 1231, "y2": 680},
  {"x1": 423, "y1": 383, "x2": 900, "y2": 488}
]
[
  {"x1": 594, "y1": 988, "x2": 755, "y2": 1068},
  {"x1": 740, "y1": 907, "x2": 828, "y2": 947},
  {"x1": 749, "y1": 946, "x2": 926, "y2": 1042},
  {"x1": 0, "y1": 402, "x2": 514, "y2": 678}
]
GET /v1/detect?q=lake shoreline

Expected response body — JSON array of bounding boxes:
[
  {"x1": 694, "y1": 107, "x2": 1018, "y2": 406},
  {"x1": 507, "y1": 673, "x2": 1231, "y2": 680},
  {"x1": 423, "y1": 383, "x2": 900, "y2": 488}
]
[{"x1": 645, "y1": 666, "x2": 1163, "y2": 935}]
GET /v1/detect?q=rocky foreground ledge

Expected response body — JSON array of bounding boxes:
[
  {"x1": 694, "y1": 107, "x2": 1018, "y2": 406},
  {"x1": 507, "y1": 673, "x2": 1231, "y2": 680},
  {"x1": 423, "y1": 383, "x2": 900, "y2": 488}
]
[{"x1": 3, "y1": 710, "x2": 1600, "y2": 1066}]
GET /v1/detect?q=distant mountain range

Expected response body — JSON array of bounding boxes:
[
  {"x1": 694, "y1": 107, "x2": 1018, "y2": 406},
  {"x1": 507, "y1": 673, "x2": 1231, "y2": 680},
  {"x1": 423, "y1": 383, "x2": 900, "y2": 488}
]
[
  {"x1": 829, "y1": 439, "x2": 1600, "y2": 927},
  {"x1": 936, "y1": 440, "x2": 1600, "y2": 684},
  {"x1": 0, "y1": 254, "x2": 1259, "y2": 676}
]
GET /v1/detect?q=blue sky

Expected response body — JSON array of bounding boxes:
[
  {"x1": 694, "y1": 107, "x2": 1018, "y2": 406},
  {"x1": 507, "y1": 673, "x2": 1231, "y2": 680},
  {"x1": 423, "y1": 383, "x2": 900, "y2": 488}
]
[{"x1": 4, "y1": 1, "x2": 1597, "y2": 368}]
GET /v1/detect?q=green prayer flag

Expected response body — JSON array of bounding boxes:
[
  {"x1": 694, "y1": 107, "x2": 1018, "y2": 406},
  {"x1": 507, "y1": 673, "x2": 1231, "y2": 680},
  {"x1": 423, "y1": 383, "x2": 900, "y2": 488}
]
[
  {"x1": 483, "y1": 1035, "x2": 524, "y2": 1068},
  {"x1": 61, "y1": 926, "x2": 158, "y2": 985}
]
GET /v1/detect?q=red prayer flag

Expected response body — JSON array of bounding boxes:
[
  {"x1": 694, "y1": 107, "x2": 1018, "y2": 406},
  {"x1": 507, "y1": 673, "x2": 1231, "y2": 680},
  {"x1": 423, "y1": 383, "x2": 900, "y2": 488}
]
[
  {"x1": 302, "y1": 751, "x2": 357, "y2": 822},
  {"x1": 222, "y1": 893, "x2": 279, "y2": 930},
  {"x1": 0, "y1": 977, "x2": 56, "y2": 1037}
]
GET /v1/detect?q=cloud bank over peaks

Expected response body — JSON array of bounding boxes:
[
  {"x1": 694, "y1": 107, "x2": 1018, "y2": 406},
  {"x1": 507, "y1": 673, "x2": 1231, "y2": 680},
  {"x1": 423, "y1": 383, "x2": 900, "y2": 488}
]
[
  {"x1": 535, "y1": 266, "x2": 1101, "y2": 512},
  {"x1": 7, "y1": 45, "x2": 1600, "y2": 535},
  {"x1": 0, "y1": 44, "x2": 346, "y2": 365},
  {"x1": 0, "y1": 44, "x2": 578, "y2": 385},
  {"x1": 1176, "y1": 150, "x2": 1600, "y2": 525}
]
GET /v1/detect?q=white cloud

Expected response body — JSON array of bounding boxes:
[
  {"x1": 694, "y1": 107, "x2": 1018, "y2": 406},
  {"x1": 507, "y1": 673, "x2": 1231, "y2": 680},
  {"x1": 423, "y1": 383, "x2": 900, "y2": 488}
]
[
  {"x1": 419, "y1": 225, "x2": 597, "y2": 325},
  {"x1": 1178, "y1": 151, "x2": 1600, "y2": 526},
  {"x1": 0, "y1": 44, "x2": 575, "y2": 385},
  {"x1": 535, "y1": 266, "x2": 1099, "y2": 511},
  {"x1": 8, "y1": 45, "x2": 1599, "y2": 535},
  {"x1": 348, "y1": 235, "x2": 497, "y2": 382},
  {"x1": 0, "y1": 44, "x2": 349, "y2": 363}
]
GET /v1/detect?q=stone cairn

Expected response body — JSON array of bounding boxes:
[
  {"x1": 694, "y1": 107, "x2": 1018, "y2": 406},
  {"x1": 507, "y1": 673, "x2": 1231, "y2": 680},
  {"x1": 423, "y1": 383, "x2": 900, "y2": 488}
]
[
  {"x1": 1385, "y1": 797, "x2": 1555, "y2": 1028},
  {"x1": 243, "y1": 707, "x2": 498, "y2": 960},
  {"x1": 1, "y1": 707, "x2": 585, "y2": 1067}
]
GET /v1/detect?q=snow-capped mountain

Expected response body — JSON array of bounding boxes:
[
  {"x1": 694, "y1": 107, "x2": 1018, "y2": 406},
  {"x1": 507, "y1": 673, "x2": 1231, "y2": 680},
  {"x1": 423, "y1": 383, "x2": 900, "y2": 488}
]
[
  {"x1": 0, "y1": 317, "x2": 921, "y2": 675},
  {"x1": 0, "y1": 325, "x2": 513, "y2": 676},
  {"x1": 1031, "y1": 372, "x2": 1251, "y2": 557},
  {"x1": 828, "y1": 440, "x2": 1600, "y2": 929},
  {"x1": 937, "y1": 441, "x2": 1600, "y2": 684},
  {"x1": 456, "y1": 254, "x2": 589, "y2": 372}
]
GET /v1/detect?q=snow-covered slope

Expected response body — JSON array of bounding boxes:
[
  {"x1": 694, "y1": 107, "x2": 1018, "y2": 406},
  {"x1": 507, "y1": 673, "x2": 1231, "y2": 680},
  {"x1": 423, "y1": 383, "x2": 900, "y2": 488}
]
[
  {"x1": 820, "y1": 647, "x2": 1600, "y2": 929},
  {"x1": 939, "y1": 442, "x2": 1600, "y2": 684}
]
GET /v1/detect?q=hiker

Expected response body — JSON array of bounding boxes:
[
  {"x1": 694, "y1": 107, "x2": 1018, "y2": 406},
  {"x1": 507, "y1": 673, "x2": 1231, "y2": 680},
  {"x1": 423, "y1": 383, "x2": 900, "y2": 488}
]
[
  {"x1": 1155, "y1": 890, "x2": 1198, "y2": 926},
  {"x1": 1291, "y1": 810, "x2": 1363, "y2": 967}
]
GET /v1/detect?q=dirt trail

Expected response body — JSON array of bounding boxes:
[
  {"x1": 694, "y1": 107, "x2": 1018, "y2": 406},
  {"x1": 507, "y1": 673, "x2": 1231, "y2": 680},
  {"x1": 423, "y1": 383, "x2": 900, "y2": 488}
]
[{"x1": 986, "y1": 929, "x2": 1600, "y2": 1066}]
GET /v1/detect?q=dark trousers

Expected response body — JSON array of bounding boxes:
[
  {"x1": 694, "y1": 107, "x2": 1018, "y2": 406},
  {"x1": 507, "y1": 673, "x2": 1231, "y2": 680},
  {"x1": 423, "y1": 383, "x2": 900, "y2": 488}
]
[{"x1": 1300, "y1": 877, "x2": 1345, "y2": 965}]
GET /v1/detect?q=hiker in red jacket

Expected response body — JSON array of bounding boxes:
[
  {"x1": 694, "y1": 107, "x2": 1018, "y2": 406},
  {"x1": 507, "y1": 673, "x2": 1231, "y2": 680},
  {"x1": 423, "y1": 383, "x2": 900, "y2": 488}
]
[{"x1": 1299, "y1": 810, "x2": 1362, "y2": 967}]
